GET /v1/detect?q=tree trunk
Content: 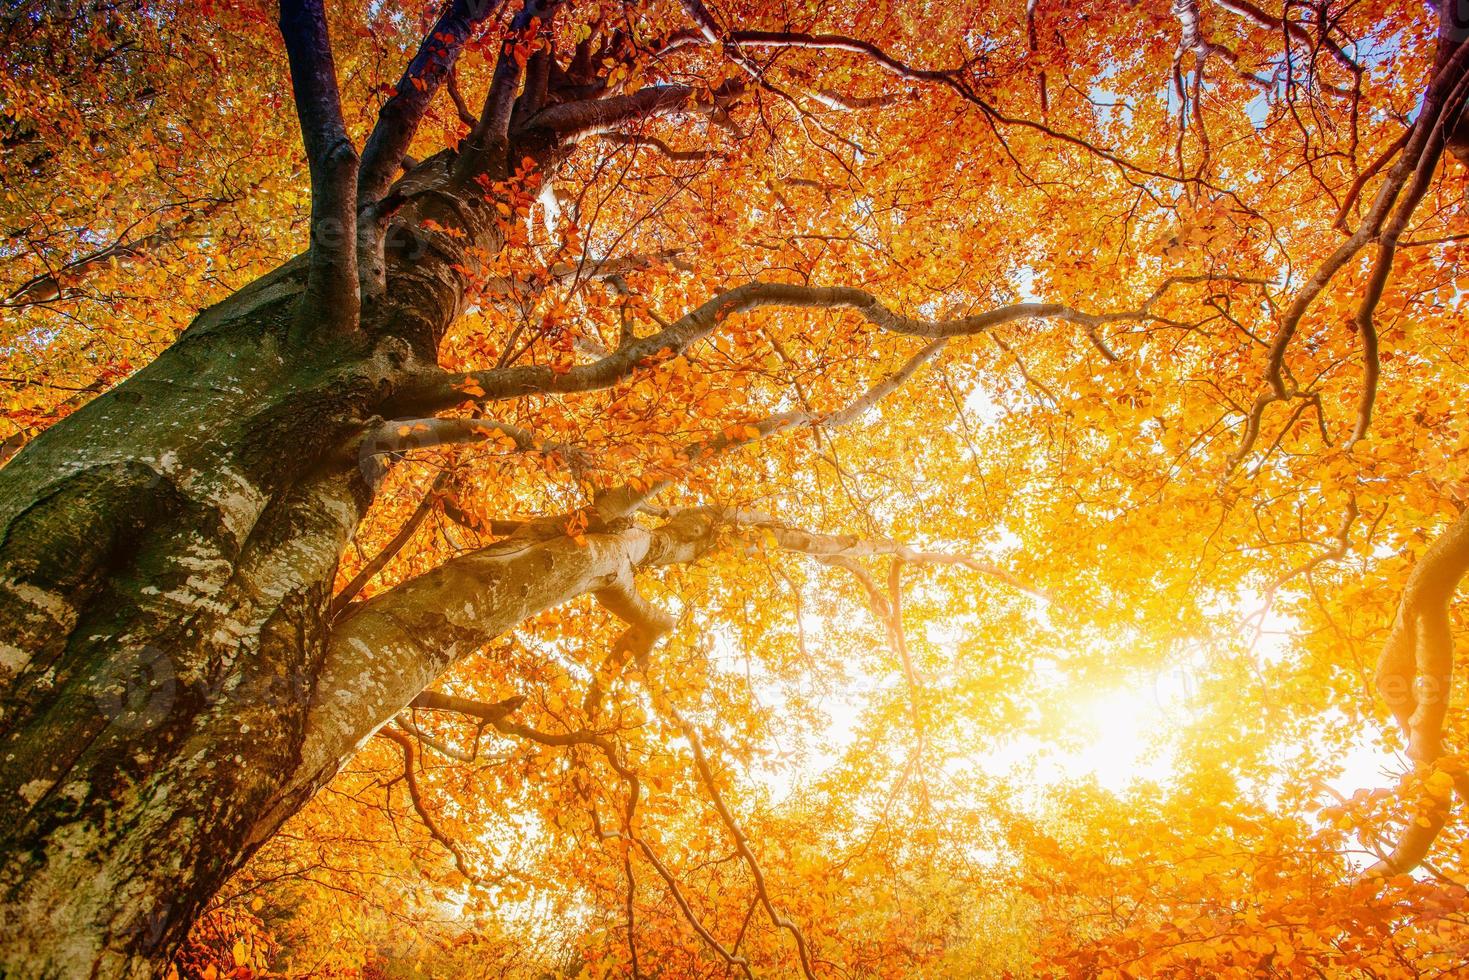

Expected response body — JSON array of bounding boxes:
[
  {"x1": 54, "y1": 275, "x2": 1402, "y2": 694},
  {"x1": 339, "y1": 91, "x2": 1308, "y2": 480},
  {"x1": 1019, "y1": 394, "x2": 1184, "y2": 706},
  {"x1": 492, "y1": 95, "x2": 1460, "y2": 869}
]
[
  {"x1": 0, "y1": 127, "x2": 552, "y2": 971},
  {"x1": 0, "y1": 209, "x2": 696, "y2": 978},
  {"x1": 0, "y1": 254, "x2": 398, "y2": 975}
]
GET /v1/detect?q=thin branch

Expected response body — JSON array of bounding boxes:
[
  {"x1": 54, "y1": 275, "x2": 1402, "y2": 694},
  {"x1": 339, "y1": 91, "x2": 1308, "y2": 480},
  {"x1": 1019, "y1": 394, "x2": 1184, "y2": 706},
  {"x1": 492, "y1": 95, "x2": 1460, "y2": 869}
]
[
  {"x1": 395, "y1": 713, "x2": 480, "y2": 762},
  {"x1": 589, "y1": 577, "x2": 819, "y2": 980},
  {"x1": 1333, "y1": 128, "x2": 1411, "y2": 231},
  {"x1": 3, "y1": 191, "x2": 255, "y2": 308},
  {"x1": 330, "y1": 470, "x2": 451, "y2": 619},
  {"x1": 664, "y1": 702, "x2": 819, "y2": 980},
  {"x1": 660, "y1": 23, "x2": 1258, "y2": 195},
  {"x1": 598, "y1": 131, "x2": 719, "y2": 162},
  {"x1": 446, "y1": 66, "x2": 478, "y2": 128},
  {"x1": 763, "y1": 514, "x2": 1049, "y2": 601},
  {"x1": 478, "y1": 249, "x2": 690, "y2": 304},
  {"x1": 626, "y1": 834, "x2": 753, "y2": 978},
  {"x1": 377, "y1": 725, "x2": 478, "y2": 880},
  {"x1": 819, "y1": 555, "x2": 929, "y2": 755},
  {"x1": 584, "y1": 340, "x2": 949, "y2": 525}
]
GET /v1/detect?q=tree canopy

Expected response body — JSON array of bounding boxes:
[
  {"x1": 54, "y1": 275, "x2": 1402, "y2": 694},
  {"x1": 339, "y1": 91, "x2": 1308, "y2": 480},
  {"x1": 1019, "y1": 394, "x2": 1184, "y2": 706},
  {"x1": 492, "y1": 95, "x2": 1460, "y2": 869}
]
[{"x1": 3, "y1": 0, "x2": 1469, "y2": 976}]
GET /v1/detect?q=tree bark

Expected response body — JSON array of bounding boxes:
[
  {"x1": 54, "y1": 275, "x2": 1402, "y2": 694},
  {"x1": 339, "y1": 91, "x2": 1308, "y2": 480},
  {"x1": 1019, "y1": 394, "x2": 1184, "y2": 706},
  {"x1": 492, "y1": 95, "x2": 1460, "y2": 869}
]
[
  {"x1": 0, "y1": 259, "x2": 375, "y2": 974},
  {"x1": 0, "y1": 167, "x2": 722, "y2": 972},
  {"x1": 0, "y1": 143, "x2": 539, "y2": 972}
]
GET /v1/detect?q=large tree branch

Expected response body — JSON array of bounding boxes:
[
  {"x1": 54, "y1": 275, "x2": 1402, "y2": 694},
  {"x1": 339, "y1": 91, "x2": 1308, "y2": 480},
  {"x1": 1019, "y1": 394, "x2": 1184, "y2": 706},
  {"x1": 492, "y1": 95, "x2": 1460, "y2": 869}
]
[
  {"x1": 1228, "y1": 42, "x2": 1469, "y2": 467},
  {"x1": 1439, "y1": 0, "x2": 1469, "y2": 165},
  {"x1": 298, "y1": 512, "x2": 719, "y2": 790},
  {"x1": 1369, "y1": 507, "x2": 1469, "y2": 876},
  {"x1": 358, "y1": 0, "x2": 505, "y2": 205},
  {"x1": 358, "y1": 416, "x2": 571, "y2": 458},
  {"x1": 399, "y1": 275, "x2": 1232, "y2": 412},
  {"x1": 1347, "y1": 73, "x2": 1465, "y2": 444},
  {"x1": 279, "y1": 0, "x2": 360, "y2": 333},
  {"x1": 409, "y1": 689, "x2": 526, "y2": 723},
  {"x1": 1212, "y1": 0, "x2": 1362, "y2": 75},
  {"x1": 356, "y1": 0, "x2": 508, "y2": 297},
  {"x1": 454, "y1": 0, "x2": 558, "y2": 183},
  {"x1": 526, "y1": 80, "x2": 744, "y2": 139}
]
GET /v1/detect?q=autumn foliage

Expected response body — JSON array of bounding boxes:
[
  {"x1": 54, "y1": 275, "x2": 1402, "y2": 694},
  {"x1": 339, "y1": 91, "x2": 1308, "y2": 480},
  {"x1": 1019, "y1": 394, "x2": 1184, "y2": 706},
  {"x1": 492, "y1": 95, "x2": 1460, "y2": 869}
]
[{"x1": 4, "y1": 0, "x2": 1469, "y2": 976}]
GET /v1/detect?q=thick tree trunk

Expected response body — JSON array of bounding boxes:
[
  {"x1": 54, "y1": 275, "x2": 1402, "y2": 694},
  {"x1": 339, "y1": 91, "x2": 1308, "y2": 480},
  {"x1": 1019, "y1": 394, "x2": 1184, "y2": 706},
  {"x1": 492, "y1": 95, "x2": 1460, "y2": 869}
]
[
  {"x1": 0, "y1": 243, "x2": 681, "y2": 980},
  {"x1": 0, "y1": 123, "x2": 583, "y2": 972},
  {"x1": 0, "y1": 257, "x2": 403, "y2": 976}
]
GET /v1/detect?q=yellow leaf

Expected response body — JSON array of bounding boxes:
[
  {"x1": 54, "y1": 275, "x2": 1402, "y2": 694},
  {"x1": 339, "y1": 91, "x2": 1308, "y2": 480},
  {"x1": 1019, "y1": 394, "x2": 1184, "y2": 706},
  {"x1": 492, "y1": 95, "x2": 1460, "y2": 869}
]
[{"x1": 1425, "y1": 769, "x2": 1454, "y2": 800}]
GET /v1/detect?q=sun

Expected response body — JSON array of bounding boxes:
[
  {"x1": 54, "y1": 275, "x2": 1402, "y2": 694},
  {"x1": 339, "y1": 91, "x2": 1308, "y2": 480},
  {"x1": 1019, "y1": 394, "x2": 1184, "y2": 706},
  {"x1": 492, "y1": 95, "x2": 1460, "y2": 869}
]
[
  {"x1": 1055, "y1": 684, "x2": 1179, "y2": 791},
  {"x1": 967, "y1": 674, "x2": 1191, "y2": 795}
]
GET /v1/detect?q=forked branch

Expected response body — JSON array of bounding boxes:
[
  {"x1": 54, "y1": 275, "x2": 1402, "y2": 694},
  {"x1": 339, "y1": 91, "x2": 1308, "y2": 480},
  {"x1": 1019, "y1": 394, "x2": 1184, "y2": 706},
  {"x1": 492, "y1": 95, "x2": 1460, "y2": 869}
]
[
  {"x1": 1228, "y1": 41, "x2": 1469, "y2": 466},
  {"x1": 377, "y1": 724, "x2": 479, "y2": 880},
  {"x1": 455, "y1": 0, "x2": 561, "y2": 182},
  {"x1": 592, "y1": 580, "x2": 820, "y2": 980},
  {"x1": 359, "y1": 0, "x2": 506, "y2": 204}
]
